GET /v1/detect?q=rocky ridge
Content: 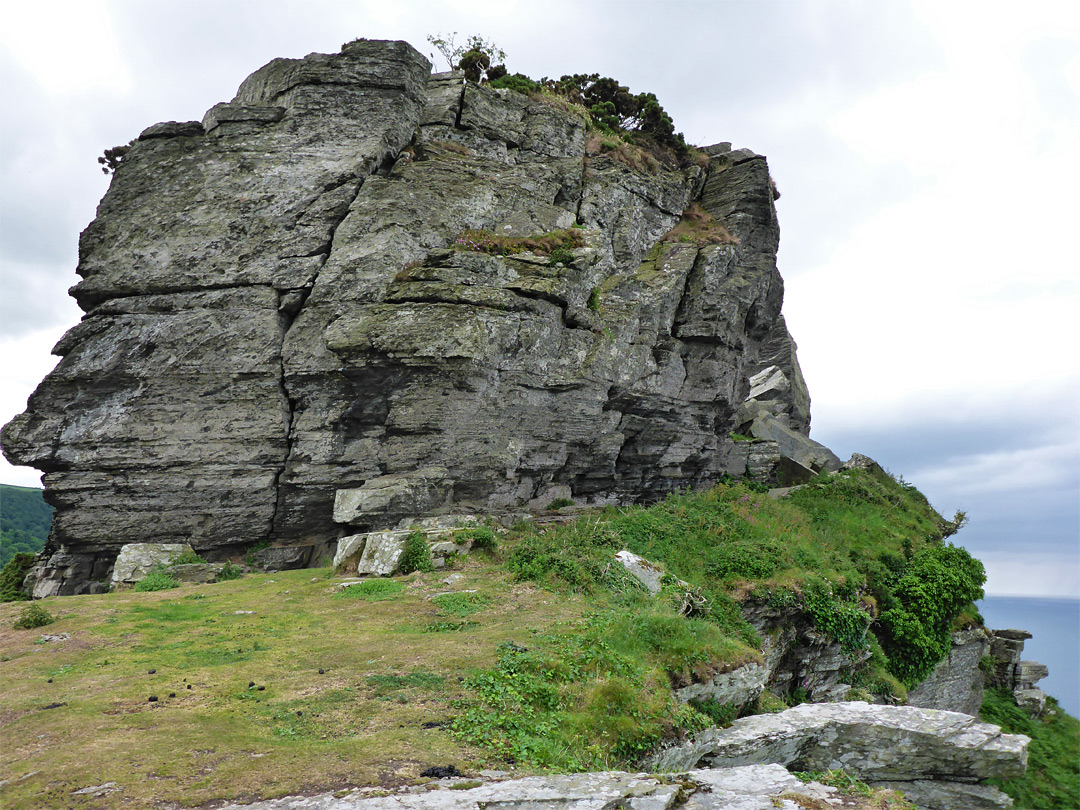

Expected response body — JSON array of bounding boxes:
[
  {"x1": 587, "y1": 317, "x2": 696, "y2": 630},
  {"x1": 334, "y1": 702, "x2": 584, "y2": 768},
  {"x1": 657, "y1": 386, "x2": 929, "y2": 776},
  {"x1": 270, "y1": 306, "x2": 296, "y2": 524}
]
[{"x1": 3, "y1": 39, "x2": 828, "y2": 595}]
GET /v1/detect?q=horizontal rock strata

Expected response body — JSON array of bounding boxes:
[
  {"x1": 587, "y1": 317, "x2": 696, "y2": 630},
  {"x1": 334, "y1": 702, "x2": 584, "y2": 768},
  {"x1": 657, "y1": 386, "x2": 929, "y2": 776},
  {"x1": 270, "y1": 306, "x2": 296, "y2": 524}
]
[{"x1": 3, "y1": 40, "x2": 814, "y2": 593}]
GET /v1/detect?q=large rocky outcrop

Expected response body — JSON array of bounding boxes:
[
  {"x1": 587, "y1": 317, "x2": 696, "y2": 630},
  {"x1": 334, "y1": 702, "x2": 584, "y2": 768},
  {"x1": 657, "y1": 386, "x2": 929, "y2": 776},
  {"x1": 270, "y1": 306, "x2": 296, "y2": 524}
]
[
  {"x1": 651, "y1": 701, "x2": 1028, "y2": 810},
  {"x1": 2, "y1": 40, "x2": 814, "y2": 594}
]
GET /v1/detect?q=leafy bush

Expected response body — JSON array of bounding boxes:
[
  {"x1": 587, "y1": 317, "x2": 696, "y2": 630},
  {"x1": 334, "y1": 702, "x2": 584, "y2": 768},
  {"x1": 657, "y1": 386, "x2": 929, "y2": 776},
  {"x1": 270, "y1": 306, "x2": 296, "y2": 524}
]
[
  {"x1": 0, "y1": 552, "x2": 36, "y2": 602},
  {"x1": 216, "y1": 561, "x2": 244, "y2": 582},
  {"x1": 134, "y1": 568, "x2": 180, "y2": 592},
  {"x1": 461, "y1": 526, "x2": 497, "y2": 552},
  {"x1": 877, "y1": 544, "x2": 985, "y2": 686},
  {"x1": 171, "y1": 549, "x2": 207, "y2": 565},
  {"x1": 13, "y1": 602, "x2": 54, "y2": 629},
  {"x1": 396, "y1": 532, "x2": 433, "y2": 575}
]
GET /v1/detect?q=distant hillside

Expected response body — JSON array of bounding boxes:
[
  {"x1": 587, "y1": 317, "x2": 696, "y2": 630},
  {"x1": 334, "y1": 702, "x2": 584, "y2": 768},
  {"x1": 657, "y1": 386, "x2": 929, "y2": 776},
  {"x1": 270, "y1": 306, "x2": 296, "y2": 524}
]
[{"x1": 0, "y1": 484, "x2": 51, "y2": 566}]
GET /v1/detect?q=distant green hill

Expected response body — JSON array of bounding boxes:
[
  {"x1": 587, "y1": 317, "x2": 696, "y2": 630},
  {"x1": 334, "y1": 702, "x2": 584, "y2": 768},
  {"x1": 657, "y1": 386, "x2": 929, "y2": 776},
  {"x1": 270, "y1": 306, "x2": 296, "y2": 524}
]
[{"x1": 0, "y1": 484, "x2": 52, "y2": 567}]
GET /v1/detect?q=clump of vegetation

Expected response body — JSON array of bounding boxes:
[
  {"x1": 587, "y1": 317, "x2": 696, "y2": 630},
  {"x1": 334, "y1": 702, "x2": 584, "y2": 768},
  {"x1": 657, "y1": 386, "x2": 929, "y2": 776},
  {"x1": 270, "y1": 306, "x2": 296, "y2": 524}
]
[
  {"x1": 336, "y1": 578, "x2": 405, "y2": 601},
  {"x1": 397, "y1": 532, "x2": 434, "y2": 575},
  {"x1": 133, "y1": 567, "x2": 180, "y2": 592},
  {"x1": 426, "y1": 33, "x2": 694, "y2": 168},
  {"x1": 546, "y1": 497, "x2": 574, "y2": 510},
  {"x1": 216, "y1": 560, "x2": 244, "y2": 581},
  {"x1": 876, "y1": 544, "x2": 985, "y2": 686},
  {"x1": 981, "y1": 688, "x2": 1080, "y2": 808},
  {"x1": 427, "y1": 32, "x2": 507, "y2": 82},
  {"x1": 13, "y1": 602, "x2": 54, "y2": 629},
  {"x1": 0, "y1": 552, "x2": 36, "y2": 602},
  {"x1": 460, "y1": 525, "x2": 497, "y2": 552},
  {"x1": 452, "y1": 227, "x2": 585, "y2": 259},
  {"x1": 171, "y1": 549, "x2": 208, "y2": 566},
  {"x1": 661, "y1": 203, "x2": 739, "y2": 246},
  {"x1": 0, "y1": 484, "x2": 52, "y2": 568}
]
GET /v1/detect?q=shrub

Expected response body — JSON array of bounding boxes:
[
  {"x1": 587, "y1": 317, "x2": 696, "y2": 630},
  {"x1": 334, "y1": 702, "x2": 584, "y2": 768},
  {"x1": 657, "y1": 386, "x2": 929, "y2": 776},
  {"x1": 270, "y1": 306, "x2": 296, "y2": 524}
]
[
  {"x1": 171, "y1": 549, "x2": 207, "y2": 565},
  {"x1": 546, "y1": 497, "x2": 574, "y2": 510},
  {"x1": 13, "y1": 602, "x2": 54, "y2": 629},
  {"x1": 216, "y1": 561, "x2": 244, "y2": 582},
  {"x1": 462, "y1": 526, "x2": 497, "y2": 552},
  {"x1": 397, "y1": 532, "x2": 433, "y2": 575},
  {"x1": 878, "y1": 544, "x2": 985, "y2": 686},
  {"x1": 134, "y1": 567, "x2": 180, "y2": 592},
  {"x1": 0, "y1": 552, "x2": 36, "y2": 602}
]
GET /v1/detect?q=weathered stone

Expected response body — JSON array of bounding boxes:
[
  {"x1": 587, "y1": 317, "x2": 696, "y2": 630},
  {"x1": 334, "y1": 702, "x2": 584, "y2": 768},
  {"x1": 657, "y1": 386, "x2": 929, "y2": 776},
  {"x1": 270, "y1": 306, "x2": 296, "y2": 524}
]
[
  {"x1": 210, "y1": 767, "x2": 845, "y2": 810},
  {"x1": 2, "y1": 40, "x2": 818, "y2": 593},
  {"x1": 111, "y1": 543, "x2": 194, "y2": 587},
  {"x1": 739, "y1": 597, "x2": 868, "y2": 703},
  {"x1": 908, "y1": 629, "x2": 991, "y2": 716},
  {"x1": 168, "y1": 563, "x2": 224, "y2": 584},
  {"x1": 675, "y1": 663, "x2": 767, "y2": 709},
  {"x1": 250, "y1": 546, "x2": 312, "y2": 571},
  {"x1": 333, "y1": 534, "x2": 367, "y2": 572},
  {"x1": 615, "y1": 550, "x2": 668, "y2": 594},
  {"x1": 649, "y1": 701, "x2": 1029, "y2": 783},
  {"x1": 355, "y1": 530, "x2": 410, "y2": 576},
  {"x1": 873, "y1": 780, "x2": 1013, "y2": 810},
  {"x1": 987, "y1": 628, "x2": 1050, "y2": 715}
]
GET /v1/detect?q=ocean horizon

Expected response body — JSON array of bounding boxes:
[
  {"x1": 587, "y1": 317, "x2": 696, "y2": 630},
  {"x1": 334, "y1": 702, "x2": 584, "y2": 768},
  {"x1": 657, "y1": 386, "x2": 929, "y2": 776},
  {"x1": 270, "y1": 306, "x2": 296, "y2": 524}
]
[{"x1": 979, "y1": 594, "x2": 1080, "y2": 718}]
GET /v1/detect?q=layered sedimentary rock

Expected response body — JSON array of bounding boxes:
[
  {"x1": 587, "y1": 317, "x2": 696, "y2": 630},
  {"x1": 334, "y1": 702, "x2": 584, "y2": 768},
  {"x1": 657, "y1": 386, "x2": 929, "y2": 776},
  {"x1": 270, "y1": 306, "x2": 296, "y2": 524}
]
[{"x1": 2, "y1": 40, "x2": 813, "y2": 593}]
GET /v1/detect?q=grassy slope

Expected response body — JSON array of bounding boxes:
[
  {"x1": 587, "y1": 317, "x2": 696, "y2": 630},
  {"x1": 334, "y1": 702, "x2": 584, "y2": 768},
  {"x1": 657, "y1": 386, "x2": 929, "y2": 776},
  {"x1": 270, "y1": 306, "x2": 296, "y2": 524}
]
[
  {"x1": 980, "y1": 688, "x2": 1080, "y2": 809},
  {"x1": 0, "y1": 470, "x2": 1074, "y2": 809}
]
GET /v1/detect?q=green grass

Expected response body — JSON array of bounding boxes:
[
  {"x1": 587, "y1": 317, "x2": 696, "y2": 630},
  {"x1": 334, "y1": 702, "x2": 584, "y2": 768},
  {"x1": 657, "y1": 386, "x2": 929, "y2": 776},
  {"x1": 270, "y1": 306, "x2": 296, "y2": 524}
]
[
  {"x1": 0, "y1": 467, "x2": 1009, "y2": 807},
  {"x1": 980, "y1": 688, "x2": 1080, "y2": 808}
]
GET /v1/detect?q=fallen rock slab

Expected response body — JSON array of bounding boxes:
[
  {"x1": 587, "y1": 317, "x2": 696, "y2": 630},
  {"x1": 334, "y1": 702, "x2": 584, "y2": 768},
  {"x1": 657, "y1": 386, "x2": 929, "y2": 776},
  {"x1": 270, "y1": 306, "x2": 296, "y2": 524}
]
[
  {"x1": 208, "y1": 767, "x2": 845, "y2": 810},
  {"x1": 649, "y1": 701, "x2": 1028, "y2": 783}
]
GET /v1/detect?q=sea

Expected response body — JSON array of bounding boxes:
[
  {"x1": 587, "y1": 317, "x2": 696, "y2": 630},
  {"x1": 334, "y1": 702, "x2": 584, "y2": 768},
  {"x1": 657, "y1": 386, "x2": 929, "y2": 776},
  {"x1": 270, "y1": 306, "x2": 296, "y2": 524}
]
[{"x1": 978, "y1": 594, "x2": 1080, "y2": 718}]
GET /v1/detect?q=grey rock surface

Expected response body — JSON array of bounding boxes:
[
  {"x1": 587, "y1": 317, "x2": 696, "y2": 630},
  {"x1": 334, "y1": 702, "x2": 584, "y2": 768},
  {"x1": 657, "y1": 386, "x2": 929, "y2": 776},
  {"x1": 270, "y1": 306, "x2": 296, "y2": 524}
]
[
  {"x1": 908, "y1": 629, "x2": 991, "y2": 716},
  {"x1": 674, "y1": 663, "x2": 767, "y2": 709},
  {"x1": 648, "y1": 701, "x2": 1028, "y2": 783},
  {"x1": 988, "y1": 628, "x2": 1050, "y2": 715},
  {"x1": 110, "y1": 543, "x2": 194, "y2": 586},
  {"x1": 2, "y1": 40, "x2": 815, "y2": 592},
  {"x1": 615, "y1": 550, "x2": 669, "y2": 595},
  {"x1": 208, "y1": 767, "x2": 843, "y2": 810},
  {"x1": 874, "y1": 779, "x2": 1014, "y2": 810}
]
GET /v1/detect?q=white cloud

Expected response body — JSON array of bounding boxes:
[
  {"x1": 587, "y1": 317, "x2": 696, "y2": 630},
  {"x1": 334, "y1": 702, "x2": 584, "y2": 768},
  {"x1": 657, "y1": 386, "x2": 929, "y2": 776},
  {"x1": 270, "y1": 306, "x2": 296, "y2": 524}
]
[
  {"x1": 909, "y1": 440, "x2": 1078, "y2": 496},
  {"x1": 979, "y1": 550, "x2": 1080, "y2": 598},
  {"x1": 0, "y1": 0, "x2": 133, "y2": 95}
]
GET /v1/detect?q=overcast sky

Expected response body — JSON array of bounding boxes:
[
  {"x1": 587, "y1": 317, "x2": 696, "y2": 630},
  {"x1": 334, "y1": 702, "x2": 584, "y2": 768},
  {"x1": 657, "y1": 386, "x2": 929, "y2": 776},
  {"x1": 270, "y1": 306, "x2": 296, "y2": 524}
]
[{"x1": 1, "y1": 0, "x2": 1077, "y2": 597}]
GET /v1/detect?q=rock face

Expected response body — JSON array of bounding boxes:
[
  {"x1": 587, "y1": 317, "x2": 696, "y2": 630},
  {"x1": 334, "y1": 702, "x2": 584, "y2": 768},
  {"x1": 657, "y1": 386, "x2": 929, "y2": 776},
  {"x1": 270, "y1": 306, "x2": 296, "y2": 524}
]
[
  {"x1": 2, "y1": 40, "x2": 815, "y2": 593},
  {"x1": 988, "y1": 628, "x2": 1050, "y2": 714},
  {"x1": 211, "y1": 766, "x2": 867, "y2": 810},
  {"x1": 650, "y1": 701, "x2": 1028, "y2": 809},
  {"x1": 907, "y1": 628, "x2": 991, "y2": 716}
]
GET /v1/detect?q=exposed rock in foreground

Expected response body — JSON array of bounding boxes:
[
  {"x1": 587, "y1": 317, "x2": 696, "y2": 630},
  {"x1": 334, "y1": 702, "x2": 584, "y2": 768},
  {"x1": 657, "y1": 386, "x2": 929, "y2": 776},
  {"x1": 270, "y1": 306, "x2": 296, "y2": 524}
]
[
  {"x1": 209, "y1": 766, "x2": 877, "y2": 810},
  {"x1": 2, "y1": 39, "x2": 817, "y2": 595},
  {"x1": 650, "y1": 701, "x2": 1027, "y2": 809}
]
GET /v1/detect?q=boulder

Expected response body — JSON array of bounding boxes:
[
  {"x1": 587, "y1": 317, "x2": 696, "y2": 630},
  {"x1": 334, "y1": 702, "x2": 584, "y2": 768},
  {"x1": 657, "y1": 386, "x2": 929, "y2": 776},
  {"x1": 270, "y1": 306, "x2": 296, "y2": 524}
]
[
  {"x1": 355, "y1": 531, "x2": 411, "y2": 576},
  {"x1": 649, "y1": 702, "x2": 1029, "y2": 786},
  {"x1": 211, "y1": 766, "x2": 847, "y2": 810},
  {"x1": 675, "y1": 662, "x2": 768, "y2": 709},
  {"x1": 110, "y1": 543, "x2": 194, "y2": 587},
  {"x1": 615, "y1": 550, "x2": 668, "y2": 594}
]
